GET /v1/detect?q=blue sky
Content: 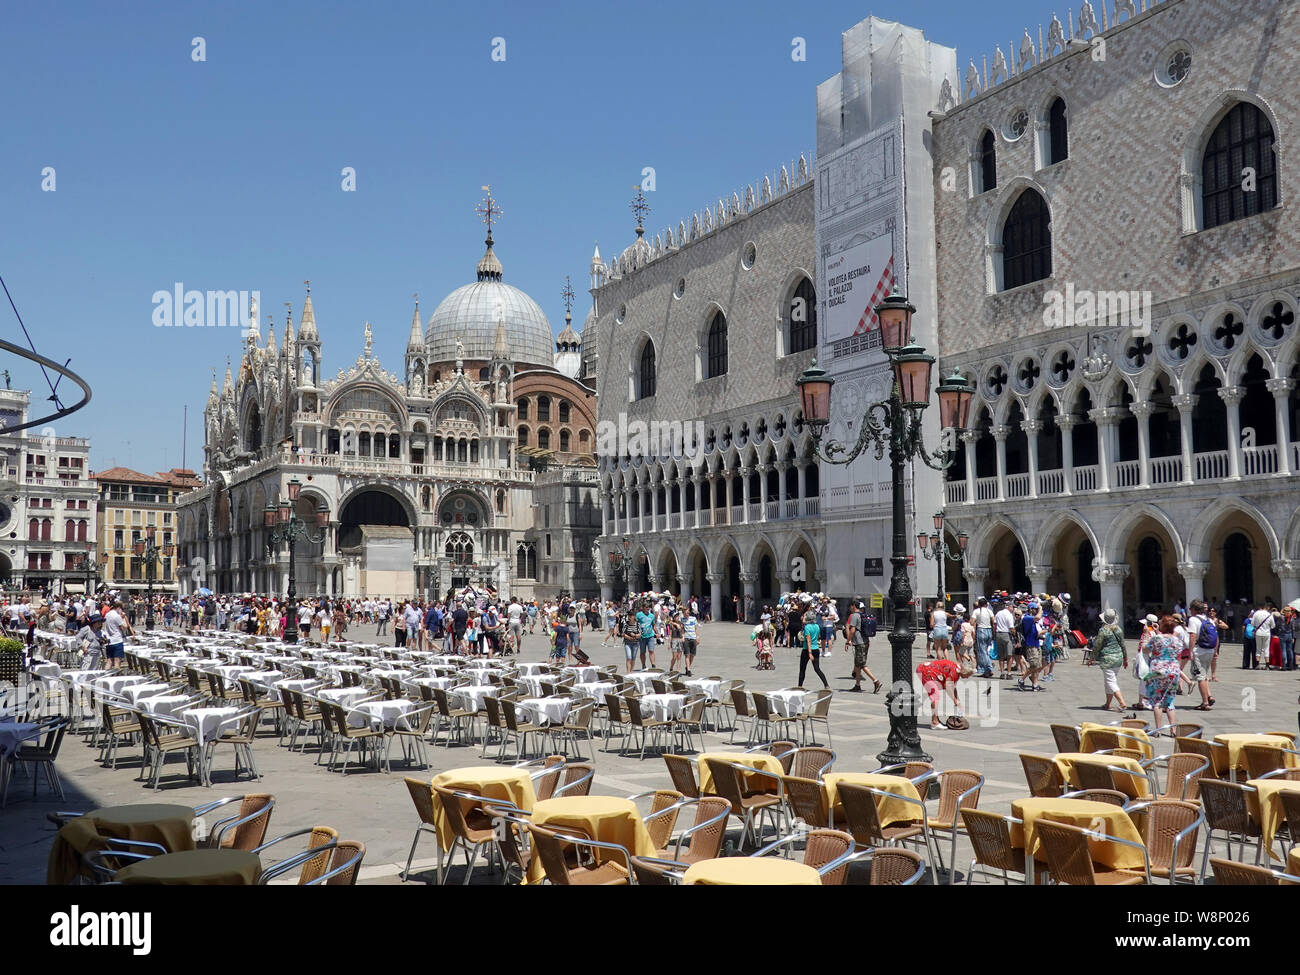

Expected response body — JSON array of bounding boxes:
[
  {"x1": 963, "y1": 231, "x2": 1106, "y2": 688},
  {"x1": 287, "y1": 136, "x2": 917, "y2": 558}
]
[{"x1": 1, "y1": 0, "x2": 1055, "y2": 474}]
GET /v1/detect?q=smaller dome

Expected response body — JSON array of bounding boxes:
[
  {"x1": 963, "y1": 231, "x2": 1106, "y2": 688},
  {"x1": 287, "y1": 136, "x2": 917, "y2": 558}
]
[
  {"x1": 620, "y1": 232, "x2": 652, "y2": 270},
  {"x1": 554, "y1": 349, "x2": 582, "y2": 379}
]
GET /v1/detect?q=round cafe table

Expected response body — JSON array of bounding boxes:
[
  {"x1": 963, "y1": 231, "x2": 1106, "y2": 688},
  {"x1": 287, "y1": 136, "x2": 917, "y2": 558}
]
[
  {"x1": 47, "y1": 804, "x2": 197, "y2": 885},
  {"x1": 822, "y1": 772, "x2": 923, "y2": 827},
  {"x1": 682, "y1": 857, "x2": 821, "y2": 885},
  {"x1": 1213, "y1": 734, "x2": 1294, "y2": 777},
  {"x1": 1009, "y1": 797, "x2": 1146, "y2": 871},
  {"x1": 117, "y1": 848, "x2": 262, "y2": 885},
  {"x1": 697, "y1": 752, "x2": 784, "y2": 796},
  {"x1": 1079, "y1": 722, "x2": 1154, "y2": 760},
  {"x1": 1245, "y1": 777, "x2": 1300, "y2": 861},
  {"x1": 430, "y1": 766, "x2": 537, "y2": 851},
  {"x1": 1053, "y1": 752, "x2": 1152, "y2": 799},
  {"x1": 526, "y1": 795, "x2": 657, "y2": 884}
]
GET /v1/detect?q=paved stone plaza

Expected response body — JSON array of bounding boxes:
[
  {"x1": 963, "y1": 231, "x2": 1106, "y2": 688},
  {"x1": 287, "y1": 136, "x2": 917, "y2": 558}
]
[{"x1": 2, "y1": 620, "x2": 1296, "y2": 884}]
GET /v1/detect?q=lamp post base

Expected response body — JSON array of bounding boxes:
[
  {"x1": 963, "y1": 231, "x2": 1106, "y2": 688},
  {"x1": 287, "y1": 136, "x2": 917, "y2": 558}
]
[{"x1": 876, "y1": 691, "x2": 933, "y2": 766}]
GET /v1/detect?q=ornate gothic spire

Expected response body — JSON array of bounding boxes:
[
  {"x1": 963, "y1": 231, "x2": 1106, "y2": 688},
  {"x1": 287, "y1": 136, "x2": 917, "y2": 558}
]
[
  {"x1": 297, "y1": 281, "x2": 318, "y2": 342},
  {"x1": 407, "y1": 293, "x2": 424, "y2": 351},
  {"x1": 475, "y1": 186, "x2": 504, "y2": 281}
]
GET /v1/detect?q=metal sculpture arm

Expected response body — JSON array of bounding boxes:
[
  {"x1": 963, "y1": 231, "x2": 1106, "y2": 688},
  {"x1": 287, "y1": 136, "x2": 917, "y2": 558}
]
[{"x1": 821, "y1": 401, "x2": 892, "y2": 465}]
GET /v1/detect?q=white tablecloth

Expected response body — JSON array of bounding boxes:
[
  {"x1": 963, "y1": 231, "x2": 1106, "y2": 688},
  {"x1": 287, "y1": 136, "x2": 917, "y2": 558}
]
[
  {"x1": 516, "y1": 662, "x2": 551, "y2": 676},
  {"x1": 243, "y1": 671, "x2": 285, "y2": 689},
  {"x1": 428, "y1": 655, "x2": 463, "y2": 666},
  {"x1": 0, "y1": 721, "x2": 41, "y2": 758},
  {"x1": 138, "y1": 695, "x2": 194, "y2": 718},
  {"x1": 318, "y1": 687, "x2": 372, "y2": 707},
  {"x1": 348, "y1": 698, "x2": 415, "y2": 729},
  {"x1": 768, "y1": 689, "x2": 808, "y2": 718},
  {"x1": 640, "y1": 693, "x2": 687, "y2": 722},
  {"x1": 122, "y1": 683, "x2": 172, "y2": 705},
  {"x1": 215, "y1": 665, "x2": 257, "y2": 680},
  {"x1": 369, "y1": 669, "x2": 413, "y2": 681},
  {"x1": 517, "y1": 676, "x2": 548, "y2": 697},
  {"x1": 31, "y1": 662, "x2": 61, "y2": 679},
  {"x1": 181, "y1": 706, "x2": 243, "y2": 745},
  {"x1": 562, "y1": 665, "x2": 599, "y2": 683},
  {"x1": 573, "y1": 681, "x2": 617, "y2": 700},
  {"x1": 450, "y1": 685, "x2": 498, "y2": 711},
  {"x1": 684, "y1": 678, "x2": 724, "y2": 702},
  {"x1": 90, "y1": 674, "x2": 151, "y2": 695},
  {"x1": 624, "y1": 672, "x2": 664, "y2": 693},
  {"x1": 275, "y1": 679, "x2": 322, "y2": 693},
  {"x1": 517, "y1": 697, "x2": 572, "y2": 726},
  {"x1": 465, "y1": 658, "x2": 508, "y2": 669}
]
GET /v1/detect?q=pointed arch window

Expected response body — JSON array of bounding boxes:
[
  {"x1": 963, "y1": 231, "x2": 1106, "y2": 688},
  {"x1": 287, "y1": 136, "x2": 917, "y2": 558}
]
[
  {"x1": 1002, "y1": 190, "x2": 1052, "y2": 290},
  {"x1": 979, "y1": 130, "x2": 997, "y2": 193},
  {"x1": 787, "y1": 278, "x2": 817, "y2": 354},
  {"x1": 537, "y1": 396, "x2": 551, "y2": 421},
  {"x1": 706, "y1": 311, "x2": 728, "y2": 379},
  {"x1": 1048, "y1": 98, "x2": 1068, "y2": 164},
  {"x1": 1202, "y1": 102, "x2": 1277, "y2": 229},
  {"x1": 638, "y1": 341, "x2": 657, "y2": 399}
]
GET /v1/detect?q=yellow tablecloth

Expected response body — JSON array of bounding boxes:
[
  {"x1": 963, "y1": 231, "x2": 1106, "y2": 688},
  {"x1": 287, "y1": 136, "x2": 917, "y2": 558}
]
[
  {"x1": 1053, "y1": 753, "x2": 1151, "y2": 799},
  {"x1": 1288, "y1": 847, "x2": 1300, "y2": 882},
  {"x1": 822, "y1": 772, "x2": 923, "y2": 828},
  {"x1": 47, "y1": 803, "x2": 197, "y2": 885},
  {"x1": 682, "y1": 857, "x2": 821, "y2": 885},
  {"x1": 526, "y1": 795, "x2": 656, "y2": 883},
  {"x1": 697, "y1": 752, "x2": 784, "y2": 796},
  {"x1": 1245, "y1": 777, "x2": 1300, "y2": 861},
  {"x1": 1213, "y1": 734, "x2": 1294, "y2": 776},
  {"x1": 431, "y1": 766, "x2": 536, "y2": 852},
  {"x1": 1010, "y1": 797, "x2": 1147, "y2": 871},
  {"x1": 117, "y1": 848, "x2": 261, "y2": 885},
  {"x1": 1079, "y1": 723, "x2": 1153, "y2": 761}
]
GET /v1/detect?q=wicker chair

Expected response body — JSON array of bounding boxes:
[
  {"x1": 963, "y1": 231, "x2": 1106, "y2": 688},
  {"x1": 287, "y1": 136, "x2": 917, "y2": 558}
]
[
  {"x1": 624, "y1": 696, "x2": 673, "y2": 760},
  {"x1": 8, "y1": 718, "x2": 68, "y2": 802},
  {"x1": 325, "y1": 703, "x2": 386, "y2": 774},
  {"x1": 926, "y1": 770, "x2": 984, "y2": 882},
  {"x1": 238, "y1": 679, "x2": 285, "y2": 734},
  {"x1": 137, "y1": 713, "x2": 201, "y2": 791},
  {"x1": 662, "y1": 753, "x2": 701, "y2": 799},
  {"x1": 1265, "y1": 731, "x2": 1297, "y2": 744},
  {"x1": 253, "y1": 826, "x2": 339, "y2": 885},
  {"x1": 1243, "y1": 743, "x2": 1300, "y2": 781},
  {"x1": 1198, "y1": 779, "x2": 1262, "y2": 881},
  {"x1": 729, "y1": 688, "x2": 757, "y2": 745},
  {"x1": 783, "y1": 775, "x2": 837, "y2": 828},
  {"x1": 836, "y1": 782, "x2": 940, "y2": 884},
  {"x1": 401, "y1": 777, "x2": 440, "y2": 882},
  {"x1": 431, "y1": 785, "x2": 505, "y2": 885},
  {"x1": 498, "y1": 699, "x2": 546, "y2": 763},
  {"x1": 1209, "y1": 857, "x2": 1289, "y2": 886},
  {"x1": 802, "y1": 689, "x2": 834, "y2": 747},
  {"x1": 602, "y1": 694, "x2": 630, "y2": 754},
  {"x1": 1050, "y1": 724, "x2": 1082, "y2": 753},
  {"x1": 789, "y1": 747, "x2": 835, "y2": 780},
  {"x1": 633, "y1": 789, "x2": 686, "y2": 851},
  {"x1": 1073, "y1": 760, "x2": 1133, "y2": 794},
  {"x1": 97, "y1": 702, "x2": 139, "y2": 770},
  {"x1": 554, "y1": 762, "x2": 595, "y2": 797},
  {"x1": 524, "y1": 755, "x2": 568, "y2": 801},
  {"x1": 1152, "y1": 752, "x2": 1210, "y2": 801},
  {"x1": 1175, "y1": 736, "x2": 1226, "y2": 779},
  {"x1": 480, "y1": 696, "x2": 508, "y2": 758},
  {"x1": 528, "y1": 824, "x2": 631, "y2": 885},
  {"x1": 703, "y1": 758, "x2": 786, "y2": 849},
  {"x1": 750, "y1": 828, "x2": 855, "y2": 885},
  {"x1": 673, "y1": 696, "x2": 707, "y2": 754},
  {"x1": 1166, "y1": 722, "x2": 1203, "y2": 739},
  {"x1": 554, "y1": 701, "x2": 596, "y2": 760},
  {"x1": 1125, "y1": 799, "x2": 1202, "y2": 884},
  {"x1": 1034, "y1": 820, "x2": 1150, "y2": 885},
  {"x1": 1020, "y1": 753, "x2": 1066, "y2": 797},
  {"x1": 960, "y1": 809, "x2": 1028, "y2": 884},
  {"x1": 868, "y1": 847, "x2": 926, "y2": 885},
  {"x1": 193, "y1": 794, "x2": 274, "y2": 850},
  {"x1": 306, "y1": 840, "x2": 366, "y2": 885},
  {"x1": 206, "y1": 707, "x2": 264, "y2": 782},
  {"x1": 1061, "y1": 788, "x2": 1128, "y2": 805},
  {"x1": 388, "y1": 703, "x2": 436, "y2": 770}
]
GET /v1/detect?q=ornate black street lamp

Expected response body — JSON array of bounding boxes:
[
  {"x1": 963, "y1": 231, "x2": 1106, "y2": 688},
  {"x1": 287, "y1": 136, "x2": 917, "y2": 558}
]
[
  {"x1": 918, "y1": 511, "x2": 969, "y2": 607},
  {"x1": 264, "y1": 477, "x2": 329, "y2": 645},
  {"x1": 132, "y1": 526, "x2": 174, "y2": 630},
  {"x1": 796, "y1": 289, "x2": 973, "y2": 765}
]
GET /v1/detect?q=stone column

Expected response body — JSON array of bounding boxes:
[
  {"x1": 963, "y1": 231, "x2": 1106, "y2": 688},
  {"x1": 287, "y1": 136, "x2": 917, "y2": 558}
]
[
  {"x1": 649, "y1": 478, "x2": 658, "y2": 527},
  {"x1": 1089, "y1": 408, "x2": 1113, "y2": 492},
  {"x1": 963, "y1": 567, "x2": 989, "y2": 600},
  {"x1": 679, "y1": 572, "x2": 692, "y2": 604},
  {"x1": 1273, "y1": 559, "x2": 1300, "y2": 606},
  {"x1": 1096, "y1": 564, "x2": 1130, "y2": 621},
  {"x1": 756, "y1": 464, "x2": 770, "y2": 521},
  {"x1": 1057, "y1": 415, "x2": 1075, "y2": 495},
  {"x1": 776, "y1": 460, "x2": 790, "y2": 516},
  {"x1": 1268, "y1": 378, "x2": 1295, "y2": 475},
  {"x1": 1177, "y1": 561, "x2": 1208, "y2": 606},
  {"x1": 707, "y1": 572, "x2": 723, "y2": 624},
  {"x1": 775, "y1": 574, "x2": 791, "y2": 598},
  {"x1": 1173, "y1": 393, "x2": 1197, "y2": 484},
  {"x1": 1022, "y1": 419, "x2": 1041, "y2": 499},
  {"x1": 740, "y1": 572, "x2": 758, "y2": 623},
  {"x1": 797, "y1": 464, "x2": 807, "y2": 503},
  {"x1": 704, "y1": 472, "x2": 717, "y2": 526},
  {"x1": 740, "y1": 467, "x2": 752, "y2": 523},
  {"x1": 961, "y1": 430, "x2": 978, "y2": 502},
  {"x1": 600, "y1": 583, "x2": 613, "y2": 604},
  {"x1": 992, "y1": 426, "x2": 1009, "y2": 501},
  {"x1": 1027, "y1": 564, "x2": 1049, "y2": 599},
  {"x1": 1220, "y1": 385, "x2": 1245, "y2": 479},
  {"x1": 598, "y1": 488, "x2": 609, "y2": 536},
  {"x1": 1130, "y1": 401, "x2": 1153, "y2": 487}
]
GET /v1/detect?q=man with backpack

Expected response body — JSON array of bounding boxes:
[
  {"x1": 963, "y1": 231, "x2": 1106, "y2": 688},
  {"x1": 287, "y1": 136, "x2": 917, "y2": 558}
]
[
  {"x1": 845, "y1": 599, "x2": 882, "y2": 693},
  {"x1": 1187, "y1": 599, "x2": 1217, "y2": 710}
]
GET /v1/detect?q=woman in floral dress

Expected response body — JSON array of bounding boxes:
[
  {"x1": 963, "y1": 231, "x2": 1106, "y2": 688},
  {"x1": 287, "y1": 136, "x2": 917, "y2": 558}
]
[{"x1": 1142, "y1": 615, "x2": 1191, "y2": 734}]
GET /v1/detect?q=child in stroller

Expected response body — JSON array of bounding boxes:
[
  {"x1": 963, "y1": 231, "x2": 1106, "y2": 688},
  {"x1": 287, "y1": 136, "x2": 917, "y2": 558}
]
[{"x1": 752, "y1": 620, "x2": 775, "y2": 670}]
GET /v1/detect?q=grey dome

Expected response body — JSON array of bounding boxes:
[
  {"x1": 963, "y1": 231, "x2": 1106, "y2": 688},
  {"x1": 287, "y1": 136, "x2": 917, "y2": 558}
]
[
  {"x1": 580, "y1": 306, "x2": 598, "y2": 377},
  {"x1": 426, "y1": 279, "x2": 554, "y2": 367}
]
